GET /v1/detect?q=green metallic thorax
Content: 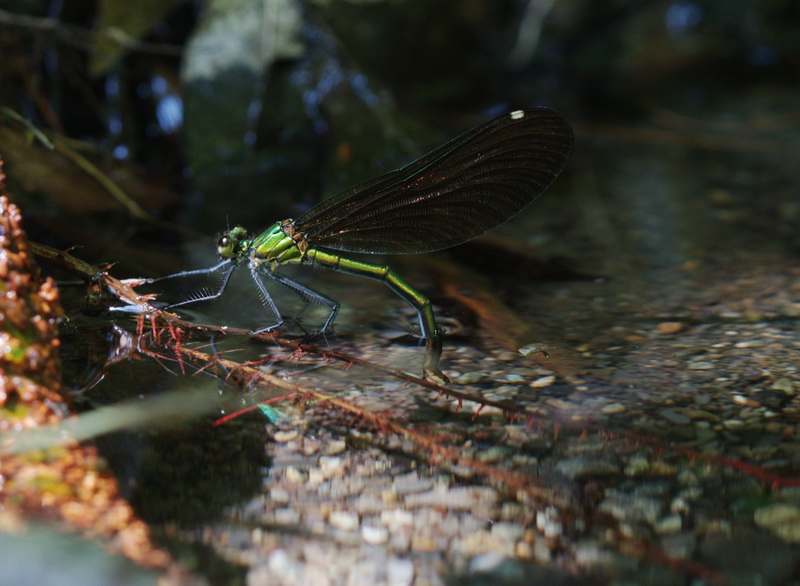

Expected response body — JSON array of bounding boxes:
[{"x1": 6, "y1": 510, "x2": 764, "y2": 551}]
[{"x1": 249, "y1": 220, "x2": 306, "y2": 269}]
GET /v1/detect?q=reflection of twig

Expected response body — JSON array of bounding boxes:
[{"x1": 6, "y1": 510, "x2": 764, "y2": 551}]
[{"x1": 0, "y1": 8, "x2": 182, "y2": 56}]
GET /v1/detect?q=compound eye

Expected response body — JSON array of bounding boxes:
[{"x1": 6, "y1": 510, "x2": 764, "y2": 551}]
[{"x1": 217, "y1": 234, "x2": 234, "y2": 258}]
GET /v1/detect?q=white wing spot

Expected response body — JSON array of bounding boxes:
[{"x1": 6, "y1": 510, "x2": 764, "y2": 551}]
[{"x1": 510, "y1": 110, "x2": 525, "y2": 120}]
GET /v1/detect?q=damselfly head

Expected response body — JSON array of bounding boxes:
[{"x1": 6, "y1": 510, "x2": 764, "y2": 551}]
[{"x1": 217, "y1": 226, "x2": 249, "y2": 259}]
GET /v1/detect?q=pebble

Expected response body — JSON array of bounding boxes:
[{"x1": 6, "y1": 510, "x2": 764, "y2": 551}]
[
  {"x1": 325, "y1": 440, "x2": 347, "y2": 455},
  {"x1": 601, "y1": 402, "x2": 626, "y2": 415},
  {"x1": 284, "y1": 466, "x2": 306, "y2": 483},
  {"x1": 573, "y1": 541, "x2": 614, "y2": 567},
  {"x1": 307, "y1": 468, "x2": 324, "y2": 485},
  {"x1": 545, "y1": 398, "x2": 572, "y2": 410},
  {"x1": 392, "y1": 473, "x2": 433, "y2": 495},
  {"x1": 274, "y1": 507, "x2": 300, "y2": 525},
  {"x1": 771, "y1": 378, "x2": 796, "y2": 395},
  {"x1": 531, "y1": 375, "x2": 556, "y2": 388},
  {"x1": 722, "y1": 419, "x2": 746, "y2": 431},
  {"x1": 754, "y1": 503, "x2": 800, "y2": 542},
  {"x1": 273, "y1": 429, "x2": 299, "y2": 442},
  {"x1": 329, "y1": 511, "x2": 360, "y2": 532},
  {"x1": 686, "y1": 409, "x2": 719, "y2": 422},
  {"x1": 270, "y1": 486, "x2": 290, "y2": 504},
  {"x1": 266, "y1": 549, "x2": 298, "y2": 578},
  {"x1": 491, "y1": 522, "x2": 525, "y2": 553},
  {"x1": 687, "y1": 361, "x2": 714, "y2": 370},
  {"x1": 386, "y1": 557, "x2": 414, "y2": 586},
  {"x1": 599, "y1": 491, "x2": 663, "y2": 523},
  {"x1": 468, "y1": 551, "x2": 505, "y2": 573},
  {"x1": 361, "y1": 525, "x2": 389, "y2": 545},
  {"x1": 319, "y1": 456, "x2": 344, "y2": 478},
  {"x1": 656, "y1": 321, "x2": 684, "y2": 334},
  {"x1": 535, "y1": 507, "x2": 563, "y2": 538},
  {"x1": 654, "y1": 514, "x2": 682, "y2": 534},
  {"x1": 455, "y1": 371, "x2": 484, "y2": 384},
  {"x1": 381, "y1": 509, "x2": 413, "y2": 529}
]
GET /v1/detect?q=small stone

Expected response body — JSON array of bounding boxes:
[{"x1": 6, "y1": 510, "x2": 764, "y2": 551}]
[
  {"x1": 519, "y1": 343, "x2": 552, "y2": 357},
  {"x1": 274, "y1": 507, "x2": 300, "y2": 524},
  {"x1": 410, "y1": 533, "x2": 438, "y2": 552},
  {"x1": 361, "y1": 525, "x2": 389, "y2": 545},
  {"x1": 329, "y1": 510, "x2": 359, "y2": 532},
  {"x1": 754, "y1": 503, "x2": 800, "y2": 542},
  {"x1": 491, "y1": 522, "x2": 525, "y2": 547},
  {"x1": 686, "y1": 409, "x2": 719, "y2": 423},
  {"x1": 688, "y1": 361, "x2": 714, "y2": 370},
  {"x1": 267, "y1": 549, "x2": 295, "y2": 575},
  {"x1": 601, "y1": 403, "x2": 626, "y2": 415},
  {"x1": 535, "y1": 507, "x2": 563, "y2": 538},
  {"x1": 515, "y1": 540, "x2": 533, "y2": 559},
  {"x1": 319, "y1": 456, "x2": 344, "y2": 478},
  {"x1": 468, "y1": 551, "x2": 505, "y2": 573},
  {"x1": 381, "y1": 509, "x2": 413, "y2": 529},
  {"x1": 386, "y1": 558, "x2": 414, "y2": 586},
  {"x1": 624, "y1": 456, "x2": 650, "y2": 476},
  {"x1": 771, "y1": 378, "x2": 796, "y2": 395},
  {"x1": 455, "y1": 372, "x2": 484, "y2": 384},
  {"x1": 599, "y1": 491, "x2": 663, "y2": 523},
  {"x1": 656, "y1": 322, "x2": 684, "y2": 334},
  {"x1": 531, "y1": 375, "x2": 556, "y2": 388},
  {"x1": 270, "y1": 486, "x2": 290, "y2": 504},
  {"x1": 273, "y1": 429, "x2": 299, "y2": 442},
  {"x1": 545, "y1": 398, "x2": 572, "y2": 410},
  {"x1": 284, "y1": 466, "x2": 306, "y2": 483},
  {"x1": 325, "y1": 439, "x2": 347, "y2": 455},
  {"x1": 722, "y1": 419, "x2": 745, "y2": 431},
  {"x1": 654, "y1": 514, "x2": 682, "y2": 534},
  {"x1": 573, "y1": 541, "x2": 613, "y2": 566},
  {"x1": 308, "y1": 468, "x2": 324, "y2": 485}
]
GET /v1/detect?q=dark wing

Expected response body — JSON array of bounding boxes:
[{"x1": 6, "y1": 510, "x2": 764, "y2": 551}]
[{"x1": 294, "y1": 108, "x2": 573, "y2": 254}]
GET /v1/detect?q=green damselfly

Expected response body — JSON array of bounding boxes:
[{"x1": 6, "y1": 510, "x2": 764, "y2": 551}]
[{"x1": 154, "y1": 108, "x2": 572, "y2": 383}]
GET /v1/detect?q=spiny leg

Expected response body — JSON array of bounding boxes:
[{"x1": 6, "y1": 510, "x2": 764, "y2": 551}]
[
  {"x1": 161, "y1": 260, "x2": 238, "y2": 309},
  {"x1": 248, "y1": 265, "x2": 285, "y2": 334},
  {"x1": 269, "y1": 271, "x2": 340, "y2": 333},
  {"x1": 146, "y1": 259, "x2": 234, "y2": 283},
  {"x1": 309, "y1": 250, "x2": 447, "y2": 384}
]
